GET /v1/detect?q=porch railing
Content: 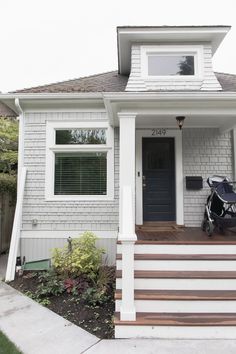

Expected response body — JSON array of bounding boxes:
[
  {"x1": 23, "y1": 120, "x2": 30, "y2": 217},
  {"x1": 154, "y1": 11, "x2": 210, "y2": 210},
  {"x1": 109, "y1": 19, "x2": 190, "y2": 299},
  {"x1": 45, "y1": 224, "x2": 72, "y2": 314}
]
[{"x1": 118, "y1": 185, "x2": 137, "y2": 321}]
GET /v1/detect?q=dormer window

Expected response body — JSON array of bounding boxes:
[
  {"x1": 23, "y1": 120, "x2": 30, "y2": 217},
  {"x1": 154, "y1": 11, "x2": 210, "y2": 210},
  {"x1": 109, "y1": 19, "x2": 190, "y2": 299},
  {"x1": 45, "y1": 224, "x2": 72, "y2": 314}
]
[
  {"x1": 148, "y1": 55, "x2": 194, "y2": 76},
  {"x1": 141, "y1": 45, "x2": 203, "y2": 80}
]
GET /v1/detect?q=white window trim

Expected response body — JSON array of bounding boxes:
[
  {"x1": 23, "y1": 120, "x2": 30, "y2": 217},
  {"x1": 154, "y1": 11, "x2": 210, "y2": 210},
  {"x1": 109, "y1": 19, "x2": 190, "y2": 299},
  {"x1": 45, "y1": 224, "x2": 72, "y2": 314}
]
[
  {"x1": 141, "y1": 45, "x2": 203, "y2": 81},
  {"x1": 45, "y1": 121, "x2": 114, "y2": 201}
]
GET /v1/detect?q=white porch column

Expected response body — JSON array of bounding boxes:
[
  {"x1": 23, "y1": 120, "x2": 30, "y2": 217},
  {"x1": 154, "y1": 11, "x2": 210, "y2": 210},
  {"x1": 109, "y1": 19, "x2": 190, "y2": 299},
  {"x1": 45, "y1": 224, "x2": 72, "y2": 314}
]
[{"x1": 118, "y1": 112, "x2": 137, "y2": 321}]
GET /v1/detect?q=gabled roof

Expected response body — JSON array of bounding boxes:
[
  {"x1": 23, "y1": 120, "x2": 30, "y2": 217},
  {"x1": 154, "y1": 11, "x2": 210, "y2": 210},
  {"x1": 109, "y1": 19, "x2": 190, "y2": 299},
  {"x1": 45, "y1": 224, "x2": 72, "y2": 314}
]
[
  {"x1": 11, "y1": 71, "x2": 236, "y2": 93},
  {"x1": 0, "y1": 101, "x2": 17, "y2": 117}
]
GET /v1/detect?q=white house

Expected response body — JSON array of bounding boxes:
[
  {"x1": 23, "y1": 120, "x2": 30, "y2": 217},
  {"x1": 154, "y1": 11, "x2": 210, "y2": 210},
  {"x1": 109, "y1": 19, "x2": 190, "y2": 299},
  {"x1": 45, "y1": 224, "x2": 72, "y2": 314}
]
[{"x1": 2, "y1": 25, "x2": 236, "y2": 338}]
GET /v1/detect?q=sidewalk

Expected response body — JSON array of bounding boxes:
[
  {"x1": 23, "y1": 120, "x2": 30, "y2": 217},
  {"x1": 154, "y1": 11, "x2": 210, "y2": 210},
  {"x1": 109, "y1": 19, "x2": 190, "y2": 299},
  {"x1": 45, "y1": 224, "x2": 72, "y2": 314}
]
[
  {"x1": 0, "y1": 253, "x2": 8, "y2": 280},
  {"x1": 1, "y1": 281, "x2": 236, "y2": 354}
]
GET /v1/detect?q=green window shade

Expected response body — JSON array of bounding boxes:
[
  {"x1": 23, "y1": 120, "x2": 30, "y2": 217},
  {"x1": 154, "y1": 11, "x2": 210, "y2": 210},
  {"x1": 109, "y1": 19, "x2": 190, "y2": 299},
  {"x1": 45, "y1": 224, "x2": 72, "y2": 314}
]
[
  {"x1": 56, "y1": 129, "x2": 106, "y2": 145},
  {"x1": 55, "y1": 152, "x2": 107, "y2": 195}
]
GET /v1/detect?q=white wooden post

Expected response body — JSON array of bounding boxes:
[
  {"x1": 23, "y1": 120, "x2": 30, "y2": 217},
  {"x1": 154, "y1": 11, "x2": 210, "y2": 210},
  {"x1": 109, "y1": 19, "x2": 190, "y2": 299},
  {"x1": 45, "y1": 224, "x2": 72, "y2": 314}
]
[{"x1": 118, "y1": 113, "x2": 137, "y2": 321}]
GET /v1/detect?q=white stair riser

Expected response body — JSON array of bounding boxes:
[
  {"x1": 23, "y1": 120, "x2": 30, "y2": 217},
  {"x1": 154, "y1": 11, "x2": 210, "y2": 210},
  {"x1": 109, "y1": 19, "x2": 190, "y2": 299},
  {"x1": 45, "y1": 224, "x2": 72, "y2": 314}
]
[
  {"x1": 116, "y1": 259, "x2": 236, "y2": 271},
  {"x1": 115, "y1": 325, "x2": 236, "y2": 339},
  {"x1": 115, "y1": 300, "x2": 236, "y2": 313},
  {"x1": 116, "y1": 278, "x2": 236, "y2": 291},
  {"x1": 117, "y1": 244, "x2": 236, "y2": 254}
]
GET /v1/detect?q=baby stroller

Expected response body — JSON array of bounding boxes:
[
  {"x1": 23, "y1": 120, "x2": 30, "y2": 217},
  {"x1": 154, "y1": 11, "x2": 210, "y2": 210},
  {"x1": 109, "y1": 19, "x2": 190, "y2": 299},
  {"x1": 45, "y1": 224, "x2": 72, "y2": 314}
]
[{"x1": 201, "y1": 176, "x2": 236, "y2": 236}]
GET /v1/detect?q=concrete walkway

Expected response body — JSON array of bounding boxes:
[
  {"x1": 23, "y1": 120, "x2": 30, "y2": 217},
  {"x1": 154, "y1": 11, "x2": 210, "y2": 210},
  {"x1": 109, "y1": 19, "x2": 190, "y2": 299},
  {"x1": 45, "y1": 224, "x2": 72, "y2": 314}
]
[
  {"x1": 1, "y1": 282, "x2": 236, "y2": 354},
  {"x1": 0, "y1": 253, "x2": 8, "y2": 280}
]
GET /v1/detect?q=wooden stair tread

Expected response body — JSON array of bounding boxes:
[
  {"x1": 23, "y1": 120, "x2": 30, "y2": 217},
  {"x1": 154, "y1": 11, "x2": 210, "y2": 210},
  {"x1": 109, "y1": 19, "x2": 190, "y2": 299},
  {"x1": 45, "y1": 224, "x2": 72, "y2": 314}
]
[
  {"x1": 114, "y1": 312, "x2": 236, "y2": 326},
  {"x1": 116, "y1": 253, "x2": 236, "y2": 261},
  {"x1": 116, "y1": 270, "x2": 236, "y2": 279},
  {"x1": 115, "y1": 289, "x2": 236, "y2": 301},
  {"x1": 135, "y1": 240, "x2": 236, "y2": 244}
]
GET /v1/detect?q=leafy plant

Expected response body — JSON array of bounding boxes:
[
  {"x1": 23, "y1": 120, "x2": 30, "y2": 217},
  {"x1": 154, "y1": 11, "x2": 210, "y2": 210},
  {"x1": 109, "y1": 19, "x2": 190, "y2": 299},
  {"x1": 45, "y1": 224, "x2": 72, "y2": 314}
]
[
  {"x1": 64, "y1": 276, "x2": 89, "y2": 295},
  {"x1": 51, "y1": 232, "x2": 105, "y2": 278},
  {"x1": 82, "y1": 287, "x2": 109, "y2": 306},
  {"x1": 37, "y1": 270, "x2": 64, "y2": 297},
  {"x1": 95, "y1": 266, "x2": 115, "y2": 294}
]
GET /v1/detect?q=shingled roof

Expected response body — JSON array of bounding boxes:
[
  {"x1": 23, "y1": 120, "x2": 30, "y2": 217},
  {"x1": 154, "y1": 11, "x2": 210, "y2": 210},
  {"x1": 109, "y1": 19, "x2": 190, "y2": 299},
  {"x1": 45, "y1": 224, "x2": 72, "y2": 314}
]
[
  {"x1": 13, "y1": 71, "x2": 128, "y2": 94},
  {"x1": 12, "y1": 70, "x2": 236, "y2": 93},
  {"x1": 0, "y1": 101, "x2": 16, "y2": 117}
]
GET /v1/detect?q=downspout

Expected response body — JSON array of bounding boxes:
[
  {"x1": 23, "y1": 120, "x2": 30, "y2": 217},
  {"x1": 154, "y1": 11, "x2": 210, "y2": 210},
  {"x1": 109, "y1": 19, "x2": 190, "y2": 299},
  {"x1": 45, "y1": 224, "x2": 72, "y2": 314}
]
[{"x1": 5, "y1": 98, "x2": 25, "y2": 281}]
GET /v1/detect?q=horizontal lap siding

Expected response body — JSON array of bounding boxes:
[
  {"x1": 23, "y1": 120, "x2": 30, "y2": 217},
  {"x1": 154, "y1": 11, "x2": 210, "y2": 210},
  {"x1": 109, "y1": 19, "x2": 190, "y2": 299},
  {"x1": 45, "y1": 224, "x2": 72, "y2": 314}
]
[
  {"x1": 20, "y1": 238, "x2": 117, "y2": 265},
  {"x1": 22, "y1": 112, "x2": 119, "y2": 234},
  {"x1": 183, "y1": 128, "x2": 233, "y2": 227}
]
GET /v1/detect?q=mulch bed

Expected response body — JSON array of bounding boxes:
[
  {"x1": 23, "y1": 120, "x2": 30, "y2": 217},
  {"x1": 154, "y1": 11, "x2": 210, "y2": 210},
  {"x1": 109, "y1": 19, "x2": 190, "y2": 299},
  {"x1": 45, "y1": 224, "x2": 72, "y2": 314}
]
[{"x1": 10, "y1": 272, "x2": 115, "y2": 339}]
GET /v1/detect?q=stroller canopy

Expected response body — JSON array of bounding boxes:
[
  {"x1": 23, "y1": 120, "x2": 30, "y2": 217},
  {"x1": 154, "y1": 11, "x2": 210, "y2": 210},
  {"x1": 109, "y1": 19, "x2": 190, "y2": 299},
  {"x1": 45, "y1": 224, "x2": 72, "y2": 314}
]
[{"x1": 207, "y1": 176, "x2": 236, "y2": 203}]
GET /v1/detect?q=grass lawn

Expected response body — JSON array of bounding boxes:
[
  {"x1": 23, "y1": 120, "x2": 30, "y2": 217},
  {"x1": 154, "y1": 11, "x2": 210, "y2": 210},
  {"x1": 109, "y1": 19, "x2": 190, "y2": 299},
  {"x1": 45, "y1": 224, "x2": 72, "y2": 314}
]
[{"x1": 0, "y1": 331, "x2": 22, "y2": 354}]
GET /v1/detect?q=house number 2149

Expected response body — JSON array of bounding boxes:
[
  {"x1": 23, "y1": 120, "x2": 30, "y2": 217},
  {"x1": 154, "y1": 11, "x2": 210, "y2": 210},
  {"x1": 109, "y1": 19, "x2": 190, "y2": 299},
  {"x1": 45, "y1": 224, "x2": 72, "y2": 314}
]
[{"x1": 151, "y1": 128, "x2": 167, "y2": 136}]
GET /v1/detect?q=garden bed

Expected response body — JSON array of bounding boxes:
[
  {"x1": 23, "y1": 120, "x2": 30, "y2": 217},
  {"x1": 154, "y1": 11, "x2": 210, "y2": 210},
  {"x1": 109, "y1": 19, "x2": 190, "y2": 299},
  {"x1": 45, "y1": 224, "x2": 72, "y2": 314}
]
[{"x1": 10, "y1": 268, "x2": 115, "y2": 339}]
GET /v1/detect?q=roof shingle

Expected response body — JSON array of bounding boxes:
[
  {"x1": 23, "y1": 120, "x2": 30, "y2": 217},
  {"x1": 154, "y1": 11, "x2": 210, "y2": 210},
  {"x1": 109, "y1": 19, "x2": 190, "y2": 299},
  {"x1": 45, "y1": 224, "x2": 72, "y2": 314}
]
[{"x1": 12, "y1": 71, "x2": 236, "y2": 94}]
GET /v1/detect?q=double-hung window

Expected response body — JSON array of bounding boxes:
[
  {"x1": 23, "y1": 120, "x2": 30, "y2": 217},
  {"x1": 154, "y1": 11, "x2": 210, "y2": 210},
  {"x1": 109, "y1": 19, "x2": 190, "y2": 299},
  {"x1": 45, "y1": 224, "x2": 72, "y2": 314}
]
[{"x1": 45, "y1": 121, "x2": 114, "y2": 200}]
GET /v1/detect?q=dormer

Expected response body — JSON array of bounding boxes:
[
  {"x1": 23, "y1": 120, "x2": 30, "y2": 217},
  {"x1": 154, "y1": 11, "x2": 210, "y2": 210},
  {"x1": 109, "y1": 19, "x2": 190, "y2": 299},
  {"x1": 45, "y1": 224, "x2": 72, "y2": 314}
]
[{"x1": 117, "y1": 26, "x2": 231, "y2": 91}]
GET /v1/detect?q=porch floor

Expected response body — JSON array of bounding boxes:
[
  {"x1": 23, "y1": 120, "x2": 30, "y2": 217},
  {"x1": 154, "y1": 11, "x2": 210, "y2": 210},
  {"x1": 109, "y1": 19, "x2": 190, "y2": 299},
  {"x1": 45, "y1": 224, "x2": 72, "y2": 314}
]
[{"x1": 135, "y1": 226, "x2": 236, "y2": 244}]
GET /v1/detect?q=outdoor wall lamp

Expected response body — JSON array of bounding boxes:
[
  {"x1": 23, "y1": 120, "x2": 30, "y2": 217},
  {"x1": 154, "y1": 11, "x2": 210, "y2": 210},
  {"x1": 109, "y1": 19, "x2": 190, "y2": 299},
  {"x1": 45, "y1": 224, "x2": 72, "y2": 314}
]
[{"x1": 176, "y1": 116, "x2": 185, "y2": 130}]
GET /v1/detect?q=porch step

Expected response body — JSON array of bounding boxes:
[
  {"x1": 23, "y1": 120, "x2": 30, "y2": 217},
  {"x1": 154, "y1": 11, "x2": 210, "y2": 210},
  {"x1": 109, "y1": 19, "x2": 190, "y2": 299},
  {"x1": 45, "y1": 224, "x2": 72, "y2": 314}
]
[
  {"x1": 115, "y1": 289, "x2": 236, "y2": 301},
  {"x1": 115, "y1": 241, "x2": 236, "y2": 338},
  {"x1": 114, "y1": 312, "x2": 236, "y2": 326},
  {"x1": 117, "y1": 243, "x2": 236, "y2": 255},
  {"x1": 116, "y1": 256, "x2": 236, "y2": 271},
  {"x1": 116, "y1": 253, "x2": 236, "y2": 260},
  {"x1": 116, "y1": 270, "x2": 236, "y2": 279},
  {"x1": 114, "y1": 312, "x2": 236, "y2": 339}
]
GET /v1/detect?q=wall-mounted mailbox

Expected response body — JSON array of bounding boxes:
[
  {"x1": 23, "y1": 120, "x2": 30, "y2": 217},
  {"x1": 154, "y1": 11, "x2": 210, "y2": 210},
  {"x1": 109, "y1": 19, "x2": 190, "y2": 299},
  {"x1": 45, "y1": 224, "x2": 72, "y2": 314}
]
[{"x1": 186, "y1": 176, "x2": 203, "y2": 190}]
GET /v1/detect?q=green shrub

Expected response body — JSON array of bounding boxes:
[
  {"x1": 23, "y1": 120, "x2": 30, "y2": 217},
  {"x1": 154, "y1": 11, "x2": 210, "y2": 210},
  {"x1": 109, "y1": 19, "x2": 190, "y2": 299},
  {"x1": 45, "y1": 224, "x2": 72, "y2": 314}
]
[
  {"x1": 0, "y1": 173, "x2": 17, "y2": 197},
  {"x1": 51, "y1": 232, "x2": 105, "y2": 279},
  {"x1": 37, "y1": 270, "x2": 64, "y2": 296}
]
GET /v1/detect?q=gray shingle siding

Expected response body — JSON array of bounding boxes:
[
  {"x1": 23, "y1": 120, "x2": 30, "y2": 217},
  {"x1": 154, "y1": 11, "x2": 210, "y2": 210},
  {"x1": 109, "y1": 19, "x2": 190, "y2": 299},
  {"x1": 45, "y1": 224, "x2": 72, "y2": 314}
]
[
  {"x1": 183, "y1": 128, "x2": 233, "y2": 226},
  {"x1": 22, "y1": 112, "x2": 119, "y2": 233},
  {"x1": 23, "y1": 118, "x2": 233, "y2": 231}
]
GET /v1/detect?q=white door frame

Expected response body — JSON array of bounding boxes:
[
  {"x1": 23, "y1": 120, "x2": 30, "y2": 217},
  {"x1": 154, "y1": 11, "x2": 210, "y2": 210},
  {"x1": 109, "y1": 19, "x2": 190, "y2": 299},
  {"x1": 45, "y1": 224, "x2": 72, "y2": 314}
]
[{"x1": 135, "y1": 128, "x2": 184, "y2": 225}]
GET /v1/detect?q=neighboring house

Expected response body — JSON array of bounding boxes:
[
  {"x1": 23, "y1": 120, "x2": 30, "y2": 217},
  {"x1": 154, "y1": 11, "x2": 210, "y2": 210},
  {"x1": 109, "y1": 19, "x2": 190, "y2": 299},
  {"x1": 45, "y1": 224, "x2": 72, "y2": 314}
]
[
  {"x1": 2, "y1": 25, "x2": 236, "y2": 338},
  {"x1": 0, "y1": 102, "x2": 16, "y2": 118}
]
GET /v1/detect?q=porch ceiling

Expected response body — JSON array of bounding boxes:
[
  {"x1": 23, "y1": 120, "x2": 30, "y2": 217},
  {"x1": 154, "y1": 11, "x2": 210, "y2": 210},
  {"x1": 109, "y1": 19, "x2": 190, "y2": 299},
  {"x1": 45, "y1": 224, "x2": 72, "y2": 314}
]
[
  {"x1": 103, "y1": 92, "x2": 236, "y2": 132},
  {"x1": 135, "y1": 114, "x2": 236, "y2": 131}
]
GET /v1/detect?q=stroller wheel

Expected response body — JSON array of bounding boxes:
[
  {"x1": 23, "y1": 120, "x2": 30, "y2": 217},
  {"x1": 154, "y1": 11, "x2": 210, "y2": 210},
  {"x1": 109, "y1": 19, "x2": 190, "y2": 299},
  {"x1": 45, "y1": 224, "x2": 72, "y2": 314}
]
[
  {"x1": 205, "y1": 220, "x2": 214, "y2": 237},
  {"x1": 201, "y1": 219, "x2": 207, "y2": 231}
]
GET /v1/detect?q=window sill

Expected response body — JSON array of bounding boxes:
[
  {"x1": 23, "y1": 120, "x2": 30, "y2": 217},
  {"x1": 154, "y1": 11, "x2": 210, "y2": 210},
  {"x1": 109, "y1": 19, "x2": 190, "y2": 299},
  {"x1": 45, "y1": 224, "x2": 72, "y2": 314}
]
[
  {"x1": 142, "y1": 76, "x2": 203, "y2": 81},
  {"x1": 45, "y1": 196, "x2": 115, "y2": 202}
]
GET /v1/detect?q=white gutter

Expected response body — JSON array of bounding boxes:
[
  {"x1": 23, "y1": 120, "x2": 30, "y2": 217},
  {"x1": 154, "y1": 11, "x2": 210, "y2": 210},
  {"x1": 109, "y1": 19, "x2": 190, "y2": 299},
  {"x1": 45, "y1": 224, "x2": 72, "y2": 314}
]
[
  {"x1": 0, "y1": 93, "x2": 103, "y2": 100},
  {"x1": 103, "y1": 91, "x2": 236, "y2": 101}
]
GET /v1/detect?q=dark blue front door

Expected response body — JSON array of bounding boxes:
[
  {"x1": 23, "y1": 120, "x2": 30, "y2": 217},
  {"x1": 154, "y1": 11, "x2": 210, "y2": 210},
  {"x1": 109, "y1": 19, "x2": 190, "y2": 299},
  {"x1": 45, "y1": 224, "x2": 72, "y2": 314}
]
[{"x1": 143, "y1": 138, "x2": 175, "y2": 222}]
